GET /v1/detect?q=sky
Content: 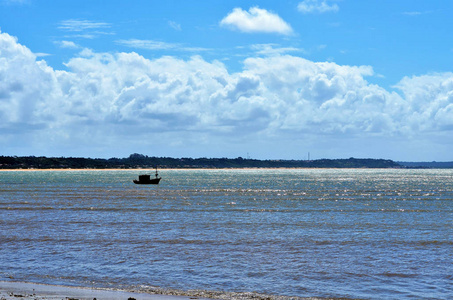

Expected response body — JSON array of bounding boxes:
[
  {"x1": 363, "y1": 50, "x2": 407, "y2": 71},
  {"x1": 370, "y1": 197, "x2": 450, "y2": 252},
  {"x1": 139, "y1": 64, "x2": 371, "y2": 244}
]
[{"x1": 0, "y1": 0, "x2": 452, "y2": 161}]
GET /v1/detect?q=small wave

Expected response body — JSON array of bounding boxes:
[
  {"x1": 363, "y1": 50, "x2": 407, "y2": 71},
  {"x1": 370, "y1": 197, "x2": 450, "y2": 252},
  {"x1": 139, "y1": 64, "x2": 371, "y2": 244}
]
[
  {"x1": 1, "y1": 206, "x2": 55, "y2": 211},
  {"x1": 379, "y1": 272, "x2": 418, "y2": 278}
]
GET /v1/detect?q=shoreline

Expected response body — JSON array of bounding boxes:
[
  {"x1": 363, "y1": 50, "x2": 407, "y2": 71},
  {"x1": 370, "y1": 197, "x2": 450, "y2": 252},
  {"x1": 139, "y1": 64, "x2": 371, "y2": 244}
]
[
  {"x1": 0, "y1": 281, "x2": 213, "y2": 300},
  {"x1": 0, "y1": 281, "x2": 337, "y2": 300}
]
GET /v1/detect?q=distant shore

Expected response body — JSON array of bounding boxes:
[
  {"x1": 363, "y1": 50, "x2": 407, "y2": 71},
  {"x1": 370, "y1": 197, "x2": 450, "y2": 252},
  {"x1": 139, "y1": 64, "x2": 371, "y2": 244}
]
[
  {"x1": 0, "y1": 168, "x2": 167, "y2": 171},
  {"x1": 0, "y1": 154, "x2": 405, "y2": 169},
  {"x1": 0, "y1": 167, "x2": 378, "y2": 171}
]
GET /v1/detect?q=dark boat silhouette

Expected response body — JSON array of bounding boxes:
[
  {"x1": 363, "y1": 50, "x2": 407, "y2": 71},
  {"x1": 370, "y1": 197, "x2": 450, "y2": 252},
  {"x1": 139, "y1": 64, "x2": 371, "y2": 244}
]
[{"x1": 133, "y1": 168, "x2": 161, "y2": 184}]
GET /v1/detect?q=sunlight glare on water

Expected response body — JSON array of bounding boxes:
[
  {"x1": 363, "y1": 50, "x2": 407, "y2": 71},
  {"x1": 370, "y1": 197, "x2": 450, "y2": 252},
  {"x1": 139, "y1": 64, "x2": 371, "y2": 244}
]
[{"x1": 0, "y1": 169, "x2": 452, "y2": 299}]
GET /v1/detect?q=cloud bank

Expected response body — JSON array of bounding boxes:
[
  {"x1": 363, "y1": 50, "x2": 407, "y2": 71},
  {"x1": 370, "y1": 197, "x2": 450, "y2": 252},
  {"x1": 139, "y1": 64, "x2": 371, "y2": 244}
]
[
  {"x1": 1, "y1": 31, "x2": 452, "y2": 159},
  {"x1": 220, "y1": 7, "x2": 293, "y2": 35}
]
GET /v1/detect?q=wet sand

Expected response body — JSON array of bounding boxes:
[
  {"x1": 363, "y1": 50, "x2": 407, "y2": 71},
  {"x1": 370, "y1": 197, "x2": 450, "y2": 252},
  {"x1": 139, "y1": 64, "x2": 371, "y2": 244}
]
[
  {"x1": 0, "y1": 281, "x2": 334, "y2": 300},
  {"x1": 0, "y1": 281, "x2": 212, "y2": 300}
]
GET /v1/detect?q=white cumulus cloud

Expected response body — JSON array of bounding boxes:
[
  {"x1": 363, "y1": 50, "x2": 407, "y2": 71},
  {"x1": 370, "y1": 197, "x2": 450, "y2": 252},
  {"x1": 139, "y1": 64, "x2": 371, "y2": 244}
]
[
  {"x1": 56, "y1": 40, "x2": 79, "y2": 49},
  {"x1": 1, "y1": 30, "x2": 453, "y2": 159},
  {"x1": 0, "y1": 31, "x2": 61, "y2": 139},
  {"x1": 394, "y1": 73, "x2": 453, "y2": 132},
  {"x1": 220, "y1": 7, "x2": 293, "y2": 35}
]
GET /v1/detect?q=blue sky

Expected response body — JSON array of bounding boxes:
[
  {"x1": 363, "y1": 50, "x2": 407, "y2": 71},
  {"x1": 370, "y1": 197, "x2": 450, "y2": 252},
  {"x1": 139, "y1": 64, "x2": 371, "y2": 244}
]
[{"x1": 1, "y1": 0, "x2": 452, "y2": 161}]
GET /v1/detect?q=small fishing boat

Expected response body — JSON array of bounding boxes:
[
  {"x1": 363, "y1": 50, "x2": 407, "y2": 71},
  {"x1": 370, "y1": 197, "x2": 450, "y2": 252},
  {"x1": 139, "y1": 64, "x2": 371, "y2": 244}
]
[{"x1": 133, "y1": 167, "x2": 161, "y2": 184}]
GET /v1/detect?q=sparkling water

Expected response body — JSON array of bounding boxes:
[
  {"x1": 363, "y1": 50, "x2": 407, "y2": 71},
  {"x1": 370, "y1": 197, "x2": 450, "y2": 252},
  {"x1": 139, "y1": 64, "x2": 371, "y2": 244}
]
[{"x1": 1, "y1": 169, "x2": 452, "y2": 299}]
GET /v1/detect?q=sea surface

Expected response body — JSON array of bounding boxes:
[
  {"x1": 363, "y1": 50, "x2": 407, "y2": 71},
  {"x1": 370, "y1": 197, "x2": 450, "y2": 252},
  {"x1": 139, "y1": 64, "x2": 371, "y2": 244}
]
[{"x1": 0, "y1": 169, "x2": 452, "y2": 299}]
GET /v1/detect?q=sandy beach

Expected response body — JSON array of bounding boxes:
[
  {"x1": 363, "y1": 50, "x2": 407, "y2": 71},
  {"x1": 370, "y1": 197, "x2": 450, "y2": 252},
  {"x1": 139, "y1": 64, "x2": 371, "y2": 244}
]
[
  {"x1": 0, "y1": 281, "x2": 334, "y2": 300},
  {"x1": 0, "y1": 281, "x2": 214, "y2": 300}
]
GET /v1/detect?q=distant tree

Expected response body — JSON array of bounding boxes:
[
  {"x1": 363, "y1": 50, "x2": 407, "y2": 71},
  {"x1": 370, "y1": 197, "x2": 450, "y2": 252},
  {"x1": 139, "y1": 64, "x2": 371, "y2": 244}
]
[{"x1": 128, "y1": 153, "x2": 147, "y2": 159}]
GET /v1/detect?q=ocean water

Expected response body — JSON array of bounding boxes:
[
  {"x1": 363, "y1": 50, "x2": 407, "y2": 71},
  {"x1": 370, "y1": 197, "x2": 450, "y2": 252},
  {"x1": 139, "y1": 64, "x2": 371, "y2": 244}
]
[{"x1": 0, "y1": 169, "x2": 452, "y2": 299}]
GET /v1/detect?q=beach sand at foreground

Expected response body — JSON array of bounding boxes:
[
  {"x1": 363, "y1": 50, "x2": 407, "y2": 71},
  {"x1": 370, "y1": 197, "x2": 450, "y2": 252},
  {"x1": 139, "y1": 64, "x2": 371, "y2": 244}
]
[
  {"x1": 0, "y1": 281, "x2": 212, "y2": 300},
  {"x1": 0, "y1": 281, "x2": 339, "y2": 300}
]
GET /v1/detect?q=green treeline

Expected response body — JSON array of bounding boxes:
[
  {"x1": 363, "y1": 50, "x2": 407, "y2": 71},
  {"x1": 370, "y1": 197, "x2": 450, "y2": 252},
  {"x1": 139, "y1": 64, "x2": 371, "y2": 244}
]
[{"x1": 0, "y1": 153, "x2": 402, "y2": 169}]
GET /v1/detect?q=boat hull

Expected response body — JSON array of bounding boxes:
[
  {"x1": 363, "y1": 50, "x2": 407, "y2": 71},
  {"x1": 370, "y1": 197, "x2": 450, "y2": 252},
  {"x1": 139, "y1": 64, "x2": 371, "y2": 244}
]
[{"x1": 133, "y1": 178, "x2": 161, "y2": 184}]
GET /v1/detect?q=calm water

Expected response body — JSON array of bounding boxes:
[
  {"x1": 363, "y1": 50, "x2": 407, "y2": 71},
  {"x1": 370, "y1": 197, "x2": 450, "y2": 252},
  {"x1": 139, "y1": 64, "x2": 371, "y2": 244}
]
[{"x1": 0, "y1": 169, "x2": 452, "y2": 299}]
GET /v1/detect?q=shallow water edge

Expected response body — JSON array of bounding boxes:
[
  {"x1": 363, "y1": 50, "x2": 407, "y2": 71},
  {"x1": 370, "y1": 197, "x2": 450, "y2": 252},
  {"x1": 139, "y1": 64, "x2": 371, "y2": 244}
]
[{"x1": 0, "y1": 281, "x2": 354, "y2": 300}]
